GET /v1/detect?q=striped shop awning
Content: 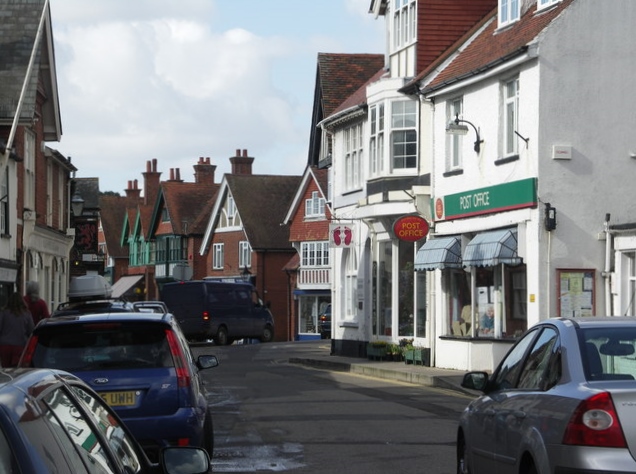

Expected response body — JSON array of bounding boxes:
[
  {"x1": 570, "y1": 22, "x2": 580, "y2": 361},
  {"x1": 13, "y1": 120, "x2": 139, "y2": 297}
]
[
  {"x1": 463, "y1": 228, "x2": 522, "y2": 267},
  {"x1": 414, "y1": 236, "x2": 462, "y2": 271}
]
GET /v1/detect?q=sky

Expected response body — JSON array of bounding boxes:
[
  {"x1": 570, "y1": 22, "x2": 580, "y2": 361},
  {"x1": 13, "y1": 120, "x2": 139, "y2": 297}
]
[{"x1": 48, "y1": 0, "x2": 385, "y2": 194}]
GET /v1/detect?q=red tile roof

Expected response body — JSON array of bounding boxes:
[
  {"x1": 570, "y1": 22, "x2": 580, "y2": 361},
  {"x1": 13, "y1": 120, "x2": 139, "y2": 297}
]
[
  {"x1": 422, "y1": 0, "x2": 573, "y2": 93},
  {"x1": 317, "y1": 53, "x2": 386, "y2": 117},
  {"x1": 159, "y1": 181, "x2": 220, "y2": 236}
]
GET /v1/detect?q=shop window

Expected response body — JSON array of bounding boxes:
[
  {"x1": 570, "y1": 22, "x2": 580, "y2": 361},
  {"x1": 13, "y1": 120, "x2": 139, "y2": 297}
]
[
  {"x1": 375, "y1": 241, "x2": 393, "y2": 337},
  {"x1": 415, "y1": 267, "x2": 426, "y2": 338},
  {"x1": 446, "y1": 269, "x2": 471, "y2": 337},
  {"x1": 446, "y1": 264, "x2": 527, "y2": 339},
  {"x1": 476, "y1": 268, "x2": 496, "y2": 337},
  {"x1": 398, "y1": 239, "x2": 415, "y2": 337}
]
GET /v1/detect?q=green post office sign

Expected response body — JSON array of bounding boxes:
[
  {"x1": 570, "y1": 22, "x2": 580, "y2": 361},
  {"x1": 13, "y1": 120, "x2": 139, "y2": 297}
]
[{"x1": 435, "y1": 178, "x2": 537, "y2": 221}]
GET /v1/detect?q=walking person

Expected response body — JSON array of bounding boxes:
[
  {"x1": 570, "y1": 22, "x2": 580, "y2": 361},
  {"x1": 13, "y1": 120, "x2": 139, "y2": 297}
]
[
  {"x1": 23, "y1": 281, "x2": 49, "y2": 325},
  {"x1": 0, "y1": 292, "x2": 34, "y2": 367}
]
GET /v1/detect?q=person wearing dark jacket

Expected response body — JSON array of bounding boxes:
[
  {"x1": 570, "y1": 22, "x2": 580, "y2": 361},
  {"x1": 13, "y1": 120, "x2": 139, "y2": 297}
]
[{"x1": 0, "y1": 292, "x2": 34, "y2": 367}]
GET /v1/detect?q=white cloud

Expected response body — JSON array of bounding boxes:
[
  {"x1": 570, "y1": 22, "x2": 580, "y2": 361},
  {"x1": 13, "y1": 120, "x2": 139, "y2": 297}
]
[{"x1": 49, "y1": 0, "x2": 382, "y2": 192}]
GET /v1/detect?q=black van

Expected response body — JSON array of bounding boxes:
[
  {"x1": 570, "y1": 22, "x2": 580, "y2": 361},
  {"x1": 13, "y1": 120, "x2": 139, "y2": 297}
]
[{"x1": 160, "y1": 280, "x2": 275, "y2": 345}]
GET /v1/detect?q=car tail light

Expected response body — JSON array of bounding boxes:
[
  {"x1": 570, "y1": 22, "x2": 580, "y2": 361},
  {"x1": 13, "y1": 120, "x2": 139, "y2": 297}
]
[
  {"x1": 202, "y1": 311, "x2": 209, "y2": 321},
  {"x1": 165, "y1": 329, "x2": 191, "y2": 388},
  {"x1": 19, "y1": 336, "x2": 38, "y2": 367},
  {"x1": 563, "y1": 392, "x2": 627, "y2": 448}
]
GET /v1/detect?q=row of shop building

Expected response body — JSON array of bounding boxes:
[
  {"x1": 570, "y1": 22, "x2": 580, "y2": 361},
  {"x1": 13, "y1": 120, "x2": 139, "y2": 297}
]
[{"x1": 291, "y1": 0, "x2": 636, "y2": 372}]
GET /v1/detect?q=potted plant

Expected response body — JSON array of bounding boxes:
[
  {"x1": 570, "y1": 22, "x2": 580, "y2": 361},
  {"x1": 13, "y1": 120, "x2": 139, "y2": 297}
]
[
  {"x1": 387, "y1": 343, "x2": 402, "y2": 361},
  {"x1": 366, "y1": 341, "x2": 388, "y2": 360},
  {"x1": 404, "y1": 345, "x2": 430, "y2": 366}
]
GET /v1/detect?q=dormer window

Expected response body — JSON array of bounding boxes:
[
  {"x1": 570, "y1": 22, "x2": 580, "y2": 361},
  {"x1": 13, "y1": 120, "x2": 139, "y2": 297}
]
[
  {"x1": 499, "y1": 0, "x2": 520, "y2": 27},
  {"x1": 305, "y1": 191, "x2": 325, "y2": 218}
]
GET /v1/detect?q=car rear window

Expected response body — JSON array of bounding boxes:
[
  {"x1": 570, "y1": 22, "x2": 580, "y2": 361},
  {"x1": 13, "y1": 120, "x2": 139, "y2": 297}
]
[
  {"x1": 32, "y1": 323, "x2": 174, "y2": 371},
  {"x1": 582, "y1": 327, "x2": 636, "y2": 381}
]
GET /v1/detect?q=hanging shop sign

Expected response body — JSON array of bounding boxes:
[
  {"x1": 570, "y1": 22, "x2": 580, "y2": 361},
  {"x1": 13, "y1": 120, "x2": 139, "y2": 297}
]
[
  {"x1": 330, "y1": 223, "x2": 354, "y2": 248},
  {"x1": 393, "y1": 215, "x2": 429, "y2": 242}
]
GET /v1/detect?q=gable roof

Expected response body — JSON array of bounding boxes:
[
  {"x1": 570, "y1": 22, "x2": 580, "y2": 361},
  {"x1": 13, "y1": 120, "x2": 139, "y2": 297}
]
[
  {"x1": 317, "y1": 53, "x2": 386, "y2": 116},
  {"x1": 99, "y1": 194, "x2": 128, "y2": 258},
  {"x1": 283, "y1": 166, "x2": 330, "y2": 224},
  {"x1": 0, "y1": 0, "x2": 61, "y2": 141},
  {"x1": 201, "y1": 174, "x2": 302, "y2": 252},
  {"x1": 421, "y1": 0, "x2": 574, "y2": 95},
  {"x1": 148, "y1": 181, "x2": 220, "y2": 239},
  {"x1": 228, "y1": 174, "x2": 301, "y2": 250},
  {"x1": 307, "y1": 53, "x2": 385, "y2": 165},
  {"x1": 321, "y1": 66, "x2": 386, "y2": 128}
]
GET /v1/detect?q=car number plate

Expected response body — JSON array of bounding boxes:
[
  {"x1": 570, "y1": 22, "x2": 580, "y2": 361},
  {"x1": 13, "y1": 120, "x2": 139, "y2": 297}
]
[{"x1": 100, "y1": 391, "x2": 137, "y2": 407}]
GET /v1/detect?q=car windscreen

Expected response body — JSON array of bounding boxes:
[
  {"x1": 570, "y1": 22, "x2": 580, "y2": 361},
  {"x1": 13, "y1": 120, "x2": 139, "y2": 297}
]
[{"x1": 32, "y1": 323, "x2": 174, "y2": 371}]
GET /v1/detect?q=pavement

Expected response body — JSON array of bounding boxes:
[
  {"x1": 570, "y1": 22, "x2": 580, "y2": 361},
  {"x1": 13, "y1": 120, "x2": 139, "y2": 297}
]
[{"x1": 286, "y1": 339, "x2": 477, "y2": 397}]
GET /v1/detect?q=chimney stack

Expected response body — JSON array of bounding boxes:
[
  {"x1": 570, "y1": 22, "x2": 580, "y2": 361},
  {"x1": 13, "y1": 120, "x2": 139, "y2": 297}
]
[
  {"x1": 142, "y1": 159, "x2": 161, "y2": 206},
  {"x1": 230, "y1": 148, "x2": 254, "y2": 175},
  {"x1": 194, "y1": 156, "x2": 216, "y2": 185},
  {"x1": 125, "y1": 179, "x2": 141, "y2": 205}
]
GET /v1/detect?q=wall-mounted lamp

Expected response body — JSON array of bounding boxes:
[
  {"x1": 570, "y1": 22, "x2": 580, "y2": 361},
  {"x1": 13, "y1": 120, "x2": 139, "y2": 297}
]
[
  {"x1": 71, "y1": 192, "x2": 85, "y2": 217},
  {"x1": 446, "y1": 114, "x2": 483, "y2": 153},
  {"x1": 544, "y1": 202, "x2": 557, "y2": 231}
]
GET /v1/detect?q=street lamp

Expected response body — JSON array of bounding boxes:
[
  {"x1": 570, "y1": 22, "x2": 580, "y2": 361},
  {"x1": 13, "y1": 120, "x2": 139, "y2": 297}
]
[
  {"x1": 446, "y1": 113, "x2": 484, "y2": 153},
  {"x1": 71, "y1": 192, "x2": 84, "y2": 217}
]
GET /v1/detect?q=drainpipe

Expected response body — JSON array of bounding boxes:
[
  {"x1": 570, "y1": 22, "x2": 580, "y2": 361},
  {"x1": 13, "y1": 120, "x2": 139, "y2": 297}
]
[{"x1": 604, "y1": 213, "x2": 612, "y2": 316}]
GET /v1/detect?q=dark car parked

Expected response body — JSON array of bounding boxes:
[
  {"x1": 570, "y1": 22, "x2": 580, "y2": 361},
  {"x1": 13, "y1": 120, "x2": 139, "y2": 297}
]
[
  {"x1": 19, "y1": 311, "x2": 219, "y2": 463},
  {"x1": 0, "y1": 367, "x2": 209, "y2": 473},
  {"x1": 160, "y1": 280, "x2": 275, "y2": 344},
  {"x1": 318, "y1": 304, "x2": 331, "y2": 339}
]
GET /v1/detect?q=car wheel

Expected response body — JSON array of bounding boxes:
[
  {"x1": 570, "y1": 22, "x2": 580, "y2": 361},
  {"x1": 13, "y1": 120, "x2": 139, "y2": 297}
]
[
  {"x1": 203, "y1": 410, "x2": 214, "y2": 459},
  {"x1": 522, "y1": 459, "x2": 537, "y2": 474},
  {"x1": 214, "y1": 327, "x2": 229, "y2": 346},
  {"x1": 457, "y1": 434, "x2": 469, "y2": 474},
  {"x1": 260, "y1": 325, "x2": 274, "y2": 343}
]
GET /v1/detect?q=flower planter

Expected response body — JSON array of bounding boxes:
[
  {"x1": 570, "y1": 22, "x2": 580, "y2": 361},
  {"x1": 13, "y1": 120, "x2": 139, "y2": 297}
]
[
  {"x1": 404, "y1": 348, "x2": 430, "y2": 366},
  {"x1": 366, "y1": 344, "x2": 387, "y2": 361}
]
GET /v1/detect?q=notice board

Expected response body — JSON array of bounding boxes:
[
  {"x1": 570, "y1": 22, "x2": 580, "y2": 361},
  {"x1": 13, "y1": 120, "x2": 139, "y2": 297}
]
[{"x1": 557, "y1": 269, "x2": 595, "y2": 317}]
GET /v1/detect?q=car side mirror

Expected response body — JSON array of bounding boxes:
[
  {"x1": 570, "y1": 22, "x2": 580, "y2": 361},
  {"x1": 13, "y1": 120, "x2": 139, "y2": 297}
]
[
  {"x1": 161, "y1": 446, "x2": 209, "y2": 474},
  {"x1": 197, "y1": 355, "x2": 219, "y2": 370},
  {"x1": 461, "y1": 371, "x2": 489, "y2": 391}
]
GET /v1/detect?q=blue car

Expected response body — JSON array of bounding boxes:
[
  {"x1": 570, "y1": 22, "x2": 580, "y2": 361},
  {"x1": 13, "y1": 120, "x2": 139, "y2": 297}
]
[
  {"x1": 19, "y1": 312, "x2": 219, "y2": 463},
  {"x1": 0, "y1": 367, "x2": 209, "y2": 473}
]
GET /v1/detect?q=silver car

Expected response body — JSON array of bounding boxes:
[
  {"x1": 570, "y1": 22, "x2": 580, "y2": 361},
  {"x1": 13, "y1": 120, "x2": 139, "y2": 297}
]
[{"x1": 457, "y1": 317, "x2": 636, "y2": 474}]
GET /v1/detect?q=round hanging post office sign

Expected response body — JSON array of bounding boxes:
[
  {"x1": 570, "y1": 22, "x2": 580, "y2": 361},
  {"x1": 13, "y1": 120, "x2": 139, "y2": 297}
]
[{"x1": 393, "y1": 215, "x2": 429, "y2": 242}]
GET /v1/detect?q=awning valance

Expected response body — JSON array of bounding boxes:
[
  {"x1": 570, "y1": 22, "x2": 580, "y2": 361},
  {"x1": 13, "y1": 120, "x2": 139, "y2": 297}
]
[
  {"x1": 111, "y1": 275, "x2": 143, "y2": 298},
  {"x1": 414, "y1": 236, "x2": 462, "y2": 271},
  {"x1": 463, "y1": 228, "x2": 522, "y2": 267}
]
